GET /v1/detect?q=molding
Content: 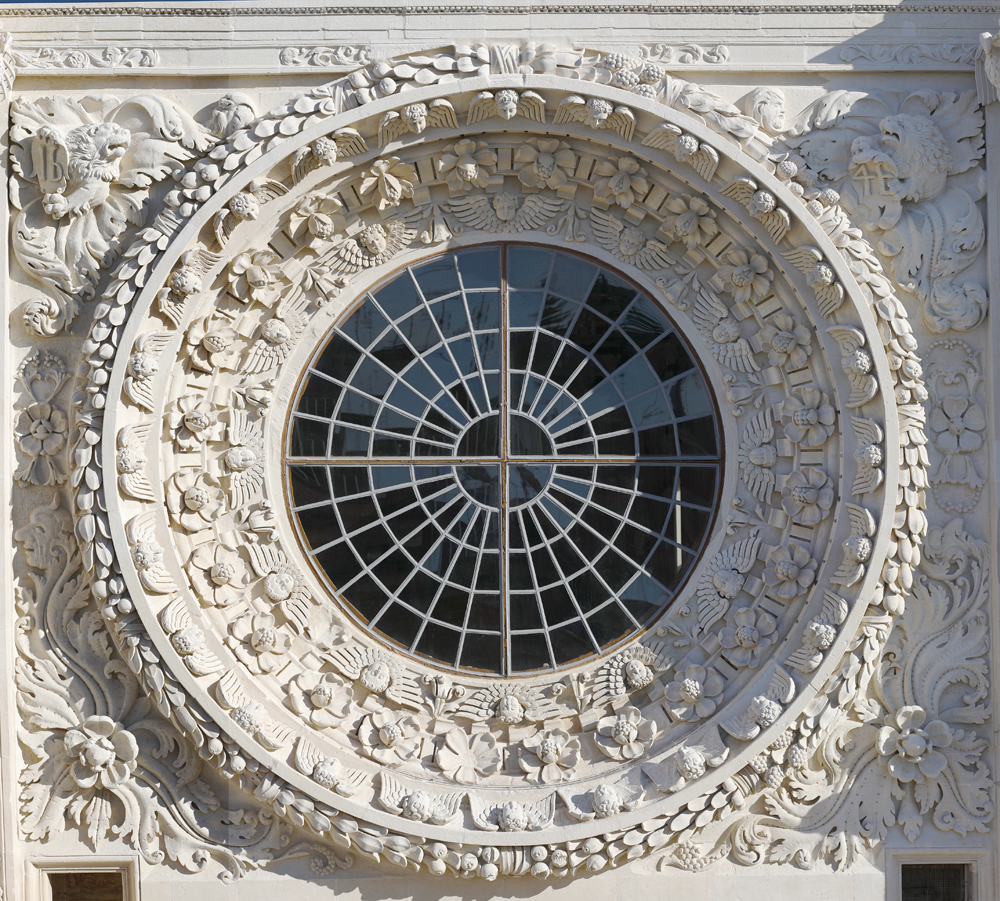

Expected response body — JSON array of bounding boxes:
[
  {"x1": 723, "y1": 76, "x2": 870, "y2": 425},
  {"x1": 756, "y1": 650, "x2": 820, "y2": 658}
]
[
  {"x1": 25, "y1": 858, "x2": 139, "y2": 901},
  {"x1": 884, "y1": 849, "x2": 994, "y2": 901}
]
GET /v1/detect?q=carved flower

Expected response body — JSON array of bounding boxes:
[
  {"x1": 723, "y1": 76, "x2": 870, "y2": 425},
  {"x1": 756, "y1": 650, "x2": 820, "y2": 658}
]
[
  {"x1": 288, "y1": 192, "x2": 345, "y2": 245},
  {"x1": 595, "y1": 706, "x2": 656, "y2": 761},
  {"x1": 227, "y1": 611, "x2": 291, "y2": 674},
  {"x1": 593, "y1": 157, "x2": 649, "y2": 209},
  {"x1": 515, "y1": 138, "x2": 576, "y2": 190},
  {"x1": 876, "y1": 706, "x2": 952, "y2": 783},
  {"x1": 519, "y1": 729, "x2": 582, "y2": 784},
  {"x1": 718, "y1": 248, "x2": 773, "y2": 303},
  {"x1": 781, "y1": 467, "x2": 834, "y2": 525},
  {"x1": 228, "y1": 250, "x2": 281, "y2": 304},
  {"x1": 930, "y1": 396, "x2": 985, "y2": 455},
  {"x1": 15, "y1": 403, "x2": 67, "y2": 486},
  {"x1": 720, "y1": 607, "x2": 776, "y2": 668},
  {"x1": 662, "y1": 195, "x2": 718, "y2": 249},
  {"x1": 288, "y1": 671, "x2": 353, "y2": 728},
  {"x1": 756, "y1": 314, "x2": 812, "y2": 371},
  {"x1": 664, "y1": 665, "x2": 724, "y2": 722},
  {"x1": 359, "y1": 156, "x2": 417, "y2": 210},
  {"x1": 63, "y1": 716, "x2": 139, "y2": 790},
  {"x1": 438, "y1": 139, "x2": 497, "y2": 193},
  {"x1": 358, "y1": 710, "x2": 421, "y2": 767},
  {"x1": 165, "y1": 469, "x2": 224, "y2": 532},
  {"x1": 186, "y1": 542, "x2": 247, "y2": 607},
  {"x1": 436, "y1": 728, "x2": 500, "y2": 783},
  {"x1": 762, "y1": 544, "x2": 818, "y2": 599},
  {"x1": 779, "y1": 388, "x2": 836, "y2": 447},
  {"x1": 169, "y1": 395, "x2": 221, "y2": 451},
  {"x1": 185, "y1": 315, "x2": 238, "y2": 373}
]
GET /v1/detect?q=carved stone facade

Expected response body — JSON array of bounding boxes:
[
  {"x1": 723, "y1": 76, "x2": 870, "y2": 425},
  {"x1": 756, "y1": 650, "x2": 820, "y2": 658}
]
[{"x1": 2, "y1": 5, "x2": 998, "y2": 900}]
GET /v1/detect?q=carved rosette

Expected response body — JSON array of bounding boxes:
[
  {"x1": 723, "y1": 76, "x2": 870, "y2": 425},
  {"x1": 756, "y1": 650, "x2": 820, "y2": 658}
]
[{"x1": 60, "y1": 65, "x2": 958, "y2": 879}]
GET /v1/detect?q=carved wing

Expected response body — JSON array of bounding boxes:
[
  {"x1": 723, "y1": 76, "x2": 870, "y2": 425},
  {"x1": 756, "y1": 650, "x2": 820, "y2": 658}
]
[
  {"x1": 228, "y1": 458, "x2": 264, "y2": 511},
  {"x1": 426, "y1": 99, "x2": 459, "y2": 130},
  {"x1": 720, "y1": 708, "x2": 760, "y2": 741},
  {"x1": 607, "y1": 106, "x2": 636, "y2": 142},
  {"x1": 431, "y1": 789, "x2": 465, "y2": 825},
  {"x1": 851, "y1": 417, "x2": 884, "y2": 495},
  {"x1": 250, "y1": 176, "x2": 289, "y2": 206},
  {"x1": 589, "y1": 207, "x2": 625, "y2": 254},
  {"x1": 720, "y1": 532, "x2": 763, "y2": 575},
  {"x1": 446, "y1": 195, "x2": 503, "y2": 233},
  {"x1": 385, "y1": 670, "x2": 425, "y2": 711},
  {"x1": 852, "y1": 417, "x2": 885, "y2": 448},
  {"x1": 765, "y1": 665, "x2": 796, "y2": 704},
  {"x1": 291, "y1": 145, "x2": 321, "y2": 185},
  {"x1": 557, "y1": 788, "x2": 596, "y2": 821},
  {"x1": 125, "y1": 513, "x2": 176, "y2": 594},
  {"x1": 377, "y1": 112, "x2": 407, "y2": 148},
  {"x1": 214, "y1": 209, "x2": 240, "y2": 247},
  {"x1": 456, "y1": 685, "x2": 503, "y2": 722},
  {"x1": 525, "y1": 794, "x2": 556, "y2": 829},
  {"x1": 720, "y1": 176, "x2": 757, "y2": 206},
  {"x1": 325, "y1": 644, "x2": 378, "y2": 680},
  {"x1": 334, "y1": 127, "x2": 367, "y2": 159},
  {"x1": 227, "y1": 409, "x2": 261, "y2": 448},
  {"x1": 641, "y1": 123, "x2": 681, "y2": 154},
  {"x1": 380, "y1": 215, "x2": 419, "y2": 259},
  {"x1": 785, "y1": 644, "x2": 823, "y2": 674},
  {"x1": 467, "y1": 92, "x2": 498, "y2": 126},
  {"x1": 632, "y1": 238, "x2": 677, "y2": 271},
  {"x1": 590, "y1": 655, "x2": 629, "y2": 706},
  {"x1": 216, "y1": 668, "x2": 252, "y2": 709},
  {"x1": 183, "y1": 246, "x2": 224, "y2": 276},
  {"x1": 508, "y1": 195, "x2": 566, "y2": 232},
  {"x1": 520, "y1": 689, "x2": 560, "y2": 723},
  {"x1": 552, "y1": 95, "x2": 588, "y2": 127},
  {"x1": 116, "y1": 422, "x2": 155, "y2": 502},
  {"x1": 846, "y1": 503, "x2": 876, "y2": 538},
  {"x1": 325, "y1": 235, "x2": 372, "y2": 274},
  {"x1": 518, "y1": 91, "x2": 546, "y2": 124},
  {"x1": 160, "y1": 595, "x2": 194, "y2": 634},
  {"x1": 469, "y1": 796, "x2": 501, "y2": 832},
  {"x1": 818, "y1": 589, "x2": 849, "y2": 626},
  {"x1": 246, "y1": 542, "x2": 284, "y2": 577},
  {"x1": 695, "y1": 532, "x2": 762, "y2": 635},
  {"x1": 782, "y1": 245, "x2": 822, "y2": 274},
  {"x1": 761, "y1": 208, "x2": 791, "y2": 245},
  {"x1": 377, "y1": 772, "x2": 410, "y2": 815},
  {"x1": 691, "y1": 145, "x2": 720, "y2": 182},
  {"x1": 737, "y1": 409, "x2": 775, "y2": 503}
]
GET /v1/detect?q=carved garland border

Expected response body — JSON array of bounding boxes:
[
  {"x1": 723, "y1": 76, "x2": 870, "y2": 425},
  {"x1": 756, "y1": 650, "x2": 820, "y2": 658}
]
[{"x1": 61, "y1": 70, "x2": 934, "y2": 878}]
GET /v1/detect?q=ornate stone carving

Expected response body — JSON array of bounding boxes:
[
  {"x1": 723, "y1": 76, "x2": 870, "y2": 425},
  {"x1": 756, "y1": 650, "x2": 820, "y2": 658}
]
[
  {"x1": 278, "y1": 45, "x2": 372, "y2": 67},
  {"x1": 15, "y1": 350, "x2": 69, "y2": 487},
  {"x1": 10, "y1": 46, "x2": 158, "y2": 68}
]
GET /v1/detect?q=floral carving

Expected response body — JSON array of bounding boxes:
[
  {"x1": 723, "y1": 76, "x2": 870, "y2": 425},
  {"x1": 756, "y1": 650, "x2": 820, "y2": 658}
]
[
  {"x1": 762, "y1": 544, "x2": 818, "y2": 599},
  {"x1": 593, "y1": 157, "x2": 649, "y2": 209},
  {"x1": 185, "y1": 314, "x2": 238, "y2": 373},
  {"x1": 719, "y1": 607, "x2": 776, "y2": 668},
  {"x1": 779, "y1": 389, "x2": 836, "y2": 447},
  {"x1": 756, "y1": 314, "x2": 812, "y2": 371},
  {"x1": 168, "y1": 395, "x2": 222, "y2": 451},
  {"x1": 165, "y1": 469, "x2": 224, "y2": 532},
  {"x1": 519, "y1": 729, "x2": 582, "y2": 784},
  {"x1": 664, "y1": 665, "x2": 724, "y2": 721},
  {"x1": 359, "y1": 156, "x2": 417, "y2": 210},
  {"x1": 64, "y1": 716, "x2": 139, "y2": 790},
  {"x1": 358, "y1": 710, "x2": 421, "y2": 767},
  {"x1": 436, "y1": 728, "x2": 501, "y2": 783},
  {"x1": 930, "y1": 397, "x2": 985, "y2": 486},
  {"x1": 515, "y1": 138, "x2": 576, "y2": 190},
  {"x1": 228, "y1": 612, "x2": 291, "y2": 674},
  {"x1": 662, "y1": 194, "x2": 718, "y2": 249},
  {"x1": 228, "y1": 250, "x2": 282, "y2": 304},
  {"x1": 187, "y1": 541, "x2": 248, "y2": 607},
  {"x1": 288, "y1": 192, "x2": 345, "y2": 245},
  {"x1": 438, "y1": 139, "x2": 497, "y2": 193},
  {"x1": 288, "y1": 671, "x2": 353, "y2": 728},
  {"x1": 781, "y1": 468, "x2": 834, "y2": 525},
  {"x1": 16, "y1": 403, "x2": 68, "y2": 487},
  {"x1": 877, "y1": 706, "x2": 952, "y2": 784},
  {"x1": 718, "y1": 248, "x2": 773, "y2": 303},
  {"x1": 594, "y1": 707, "x2": 656, "y2": 760}
]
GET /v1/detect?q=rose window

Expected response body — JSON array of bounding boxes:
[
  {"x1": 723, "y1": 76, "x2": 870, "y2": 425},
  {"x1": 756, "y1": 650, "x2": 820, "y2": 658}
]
[{"x1": 286, "y1": 245, "x2": 721, "y2": 674}]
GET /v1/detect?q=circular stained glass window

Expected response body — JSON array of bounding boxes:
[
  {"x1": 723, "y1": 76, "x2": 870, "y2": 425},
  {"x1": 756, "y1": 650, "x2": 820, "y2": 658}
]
[{"x1": 286, "y1": 246, "x2": 721, "y2": 674}]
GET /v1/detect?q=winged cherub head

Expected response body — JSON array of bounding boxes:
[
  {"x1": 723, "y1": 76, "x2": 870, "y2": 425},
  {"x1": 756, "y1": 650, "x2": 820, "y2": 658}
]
[
  {"x1": 359, "y1": 223, "x2": 389, "y2": 255},
  {"x1": 624, "y1": 658, "x2": 653, "y2": 690},
  {"x1": 492, "y1": 192, "x2": 519, "y2": 222},
  {"x1": 401, "y1": 790, "x2": 434, "y2": 821},
  {"x1": 495, "y1": 90, "x2": 519, "y2": 120},
  {"x1": 619, "y1": 226, "x2": 646, "y2": 258},
  {"x1": 749, "y1": 444, "x2": 777, "y2": 467},
  {"x1": 712, "y1": 317, "x2": 742, "y2": 344},
  {"x1": 495, "y1": 692, "x2": 525, "y2": 724},
  {"x1": 403, "y1": 103, "x2": 428, "y2": 133}
]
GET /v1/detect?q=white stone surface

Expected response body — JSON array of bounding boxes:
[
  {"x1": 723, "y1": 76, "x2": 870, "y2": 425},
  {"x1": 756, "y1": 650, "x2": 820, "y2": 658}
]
[{"x1": 1, "y1": 4, "x2": 998, "y2": 900}]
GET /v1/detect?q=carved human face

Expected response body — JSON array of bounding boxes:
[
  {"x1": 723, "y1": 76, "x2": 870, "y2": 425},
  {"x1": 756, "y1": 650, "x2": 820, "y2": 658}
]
[
  {"x1": 264, "y1": 572, "x2": 295, "y2": 601},
  {"x1": 127, "y1": 351, "x2": 158, "y2": 380},
  {"x1": 495, "y1": 90, "x2": 519, "y2": 119},
  {"x1": 261, "y1": 318, "x2": 292, "y2": 345},
  {"x1": 360, "y1": 226, "x2": 388, "y2": 255},
  {"x1": 712, "y1": 319, "x2": 741, "y2": 344},
  {"x1": 225, "y1": 446, "x2": 257, "y2": 471},
  {"x1": 361, "y1": 661, "x2": 391, "y2": 693},
  {"x1": 492, "y1": 194, "x2": 518, "y2": 222},
  {"x1": 402, "y1": 790, "x2": 433, "y2": 820},
  {"x1": 748, "y1": 445, "x2": 777, "y2": 467},
  {"x1": 496, "y1": 694, "x2": 525, "y2": 724},
  {"x1": 712, "y1": 568, "x2": 744, "y2": 599},
  {"x1": 229, "y1": 192, "x2": 260, "y2": 221},
  {"x1": 624, "y1": 659, "x2": 653, "y2": 689},
  {"x1": 619, "y1": 228, "x2": 645, "y2": 258},
  {"x1": 403, "y1": 103, "x2": 428, "y2": 133}
]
